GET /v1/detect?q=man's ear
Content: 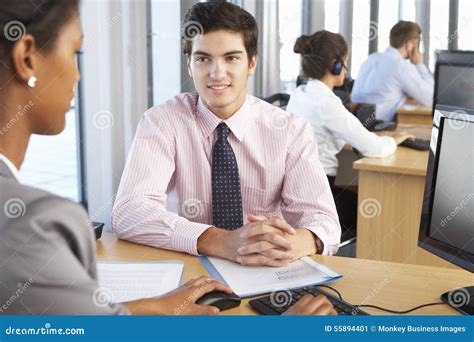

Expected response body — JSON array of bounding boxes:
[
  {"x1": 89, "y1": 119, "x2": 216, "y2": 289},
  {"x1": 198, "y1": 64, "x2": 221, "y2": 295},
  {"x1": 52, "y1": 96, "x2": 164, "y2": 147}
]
[
  {"x1": 248, "y1": 54, "x2": 258, "y2": 76},
  {"x1": 11, "y1": 34, "x2": 37, "y2": 83}
]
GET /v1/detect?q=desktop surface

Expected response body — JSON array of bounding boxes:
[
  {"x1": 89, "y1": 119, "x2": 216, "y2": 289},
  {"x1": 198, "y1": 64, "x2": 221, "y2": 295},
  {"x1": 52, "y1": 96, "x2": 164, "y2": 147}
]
[
  {"x1": 397, "y1": 106, "x2": 433, "y2": 125},
  {"x1": 354, "y1": 124, "x2": 432, "y2": 176},
  {"x1": 97, "y1": 233, "x2": 471, "y2": 315}
]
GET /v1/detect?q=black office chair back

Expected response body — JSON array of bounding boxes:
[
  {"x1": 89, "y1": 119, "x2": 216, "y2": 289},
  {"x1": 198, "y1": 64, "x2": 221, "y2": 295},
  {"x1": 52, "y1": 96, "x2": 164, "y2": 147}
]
[{"x1": 262, "y1": 93, "x2": 290, "y2": 109}]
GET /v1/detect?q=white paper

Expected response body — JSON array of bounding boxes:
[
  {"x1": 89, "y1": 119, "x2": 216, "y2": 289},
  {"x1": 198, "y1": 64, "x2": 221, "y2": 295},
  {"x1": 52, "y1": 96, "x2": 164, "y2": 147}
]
[
  {"x1": 97, "y1": 261, "x2": 183, "y2": 303},
  {"x1": 205, "y1": 256, "x2": 341, "y2": 298}
]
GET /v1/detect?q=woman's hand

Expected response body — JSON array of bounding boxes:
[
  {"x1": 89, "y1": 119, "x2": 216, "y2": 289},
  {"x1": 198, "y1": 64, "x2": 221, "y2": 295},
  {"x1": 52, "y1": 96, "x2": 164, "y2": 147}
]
[{"x1": 121, "y1": 276, "x2": 233, "y2": 315}]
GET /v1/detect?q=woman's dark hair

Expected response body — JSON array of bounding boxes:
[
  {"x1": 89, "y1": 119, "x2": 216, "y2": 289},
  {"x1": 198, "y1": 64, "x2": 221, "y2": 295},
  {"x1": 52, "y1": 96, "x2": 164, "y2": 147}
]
[
  {"x1": 294, "y1": 30, "x2": 348, "y2": 80},
  {"x1": 182, "y1": 0, "x2": 258, "y2": 62},
  {"x1": 0, "y1": 0, "x2": 79, "y2": 70}
]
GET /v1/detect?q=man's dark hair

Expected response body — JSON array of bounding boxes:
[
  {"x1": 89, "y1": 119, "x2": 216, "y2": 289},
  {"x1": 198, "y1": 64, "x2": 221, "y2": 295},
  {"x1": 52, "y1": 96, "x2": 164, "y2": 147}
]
[
  {"x1": 294, "y1": 30, "x2": 348, "y2": 80},
  {"x1": 0, "y1": 0, "x2": 79, "y2": 70},
  {"x1": 182, "y1": 1, "x2": 258, "y2": 62},
  {"x1": 389, "y1": 21, "x2": 421, "y2": 48}
]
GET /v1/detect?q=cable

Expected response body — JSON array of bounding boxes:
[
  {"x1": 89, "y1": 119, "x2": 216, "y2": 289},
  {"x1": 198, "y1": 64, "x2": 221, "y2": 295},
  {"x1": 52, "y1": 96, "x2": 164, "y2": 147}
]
[
  {"x1": 317, "y1": 285, "x2": 343, "y2": 300},
  {"x1": 354, "y1": 302, "x2": 446, "y2": 314},
  {"x1": 318, "y1": 284, "x2": 447, "y2": 314}
]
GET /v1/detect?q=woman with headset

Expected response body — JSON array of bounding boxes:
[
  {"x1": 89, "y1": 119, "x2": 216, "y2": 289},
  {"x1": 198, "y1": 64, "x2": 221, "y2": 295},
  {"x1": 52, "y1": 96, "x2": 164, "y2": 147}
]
[
  {"x1": 0, "y1": 0, "x2": 336, "y2": 315},
  {"x1": 287, "y1": 30, "x2": 414, "y2": 246}
]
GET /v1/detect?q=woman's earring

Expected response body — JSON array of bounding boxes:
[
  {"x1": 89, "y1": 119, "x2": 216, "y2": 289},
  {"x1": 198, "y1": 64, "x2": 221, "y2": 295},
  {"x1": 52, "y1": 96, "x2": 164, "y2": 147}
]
[{"x1": 27, "y1": 76, "x2": 37, "y2": 88}]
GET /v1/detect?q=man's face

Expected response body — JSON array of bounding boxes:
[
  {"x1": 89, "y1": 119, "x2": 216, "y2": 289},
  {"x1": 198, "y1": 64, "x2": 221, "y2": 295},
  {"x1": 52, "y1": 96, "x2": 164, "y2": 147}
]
[{"x1": 188, "y1": 29, "x2": 257, "y2": 119}]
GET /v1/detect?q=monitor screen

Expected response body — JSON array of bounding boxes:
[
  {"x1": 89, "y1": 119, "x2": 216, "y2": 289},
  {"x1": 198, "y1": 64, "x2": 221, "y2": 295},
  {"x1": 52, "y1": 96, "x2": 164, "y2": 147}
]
[
  {"x1": 428, "y1": 116, "x2": 474, "y2": 255},
  {"x1": 419, "y1": 105, "x2": 474, "y2": 271},
  {"x1": 436, "y1": 64, "x2": 474, "y2": 108}
]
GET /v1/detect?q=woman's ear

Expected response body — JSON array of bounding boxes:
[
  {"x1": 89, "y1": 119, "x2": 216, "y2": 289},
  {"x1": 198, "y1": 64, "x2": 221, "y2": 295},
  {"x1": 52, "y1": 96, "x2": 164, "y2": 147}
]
[{"x1": 10, "y1": 34, "x2": 38, "y2": 84}]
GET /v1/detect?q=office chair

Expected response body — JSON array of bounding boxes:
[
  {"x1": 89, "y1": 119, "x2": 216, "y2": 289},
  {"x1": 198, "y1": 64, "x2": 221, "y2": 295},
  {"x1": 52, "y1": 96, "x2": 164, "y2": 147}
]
[
  {"x1": 262, "y1": 93, "x2": 290, "y2": 109},
  {"x1": 333, "y1": 78, "x2": 354, "y2": 111},
  {"x1": 296, "y1": 75, "x2": 308, "y2": 87}
]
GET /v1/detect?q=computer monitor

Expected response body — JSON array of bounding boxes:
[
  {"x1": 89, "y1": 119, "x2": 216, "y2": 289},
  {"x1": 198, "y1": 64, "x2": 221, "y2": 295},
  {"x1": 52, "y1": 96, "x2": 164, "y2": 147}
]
[
  {"x1": 418, "y1": 104, "x2": 474, "y2": 315},
  {"x1": 432, "y1": 50, "x2": 474, "y2": 110}
]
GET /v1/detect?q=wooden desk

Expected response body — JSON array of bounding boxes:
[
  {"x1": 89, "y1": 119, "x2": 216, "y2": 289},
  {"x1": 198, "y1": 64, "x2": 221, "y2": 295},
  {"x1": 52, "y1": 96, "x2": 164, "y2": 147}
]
[
  {"x1": 334, "y1": 124, "x2": 433, "y2": 188},
  {"x1": 353, "y1": 125, "x2": 459, "y2": 268},
  {"x1": 397, "y1": 106, "x2": 432, "y2": 126},
  {"x1": 97, "y1": 233, "x2": 471, "y2": 315}
]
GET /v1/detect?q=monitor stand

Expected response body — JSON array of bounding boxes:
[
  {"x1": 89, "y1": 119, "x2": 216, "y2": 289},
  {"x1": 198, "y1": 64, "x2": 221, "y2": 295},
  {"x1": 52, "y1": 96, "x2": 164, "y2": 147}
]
[{"x1": 441, "y1": 286, "x2": 474, "y2": 315}]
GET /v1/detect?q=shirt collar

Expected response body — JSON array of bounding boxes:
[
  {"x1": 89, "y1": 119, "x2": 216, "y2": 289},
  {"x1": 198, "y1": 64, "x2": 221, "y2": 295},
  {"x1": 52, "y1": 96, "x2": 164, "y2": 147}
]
[
  {"x1": 385, "y1": 46, "x2": 404, "y2": 59},
  {"x1": 305, "y1": 78, "x2": 335, "y2": 96},
  {"x1": 196, "y1": 95, "x2": 252, "y2": 142},
  {"x1": 0, "y1": 154, "x2": 20, "y2": 181}
]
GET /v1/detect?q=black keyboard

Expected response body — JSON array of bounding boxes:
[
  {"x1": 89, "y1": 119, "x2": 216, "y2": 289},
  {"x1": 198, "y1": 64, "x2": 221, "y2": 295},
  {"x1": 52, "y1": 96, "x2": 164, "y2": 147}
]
[
  {"x1": 400, "y1": 138, "x2": 430, "y2": 151},
  {"x1": 249, "y1": 286, "x2": 369, "y2": 316}
]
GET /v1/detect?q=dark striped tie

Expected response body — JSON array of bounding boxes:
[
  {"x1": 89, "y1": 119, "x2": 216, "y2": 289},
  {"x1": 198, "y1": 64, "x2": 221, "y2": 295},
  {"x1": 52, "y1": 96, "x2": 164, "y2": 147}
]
[{"x1": 212, "y1": 123, "x2": 244, "y2": 230}]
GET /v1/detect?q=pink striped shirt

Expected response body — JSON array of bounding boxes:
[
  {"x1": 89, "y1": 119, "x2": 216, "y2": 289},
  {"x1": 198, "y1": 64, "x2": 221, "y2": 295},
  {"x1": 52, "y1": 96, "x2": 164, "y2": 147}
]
[{"x1": 112, "y1": 93, "x2": 341, "y2": 256}]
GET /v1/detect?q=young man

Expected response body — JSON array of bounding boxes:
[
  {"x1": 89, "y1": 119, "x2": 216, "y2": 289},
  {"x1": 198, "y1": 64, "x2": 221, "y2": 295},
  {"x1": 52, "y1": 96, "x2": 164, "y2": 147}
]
[
  {"x1": 112, "y1": 1, "x2": 341, "y2": 267},
  {"x1": 351, "y1": 21, "x2": 434, "y2": 121}
]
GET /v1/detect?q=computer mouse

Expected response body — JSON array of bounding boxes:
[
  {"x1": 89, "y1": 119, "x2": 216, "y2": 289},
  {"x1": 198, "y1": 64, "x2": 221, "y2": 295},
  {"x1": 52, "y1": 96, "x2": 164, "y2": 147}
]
[{"x1": 195, "y1": 291, "x2": 241, "y2": 311}]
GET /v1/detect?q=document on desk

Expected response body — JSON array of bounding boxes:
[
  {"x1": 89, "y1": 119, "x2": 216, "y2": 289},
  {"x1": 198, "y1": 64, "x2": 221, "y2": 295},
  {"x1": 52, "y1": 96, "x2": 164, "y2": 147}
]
[
  {"x1": 96, "y1": 261, "x2": 184, "y2": 303},
  {"x1": 401, "y1": 104, "x2": 418, "y2": 110},
  {"x1": 200, "y1": 256, "x2": 342, "y2": 298}
]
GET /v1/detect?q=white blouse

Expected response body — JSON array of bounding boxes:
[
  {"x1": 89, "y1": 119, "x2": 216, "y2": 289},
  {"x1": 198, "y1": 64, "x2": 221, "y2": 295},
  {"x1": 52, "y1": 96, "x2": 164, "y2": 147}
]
[
  {"x1": 287, "y1": 79, "x2": 397, "y2": 176},
  {"x1": 0, "y1": 153, "x2": 20, "y2": 180}
]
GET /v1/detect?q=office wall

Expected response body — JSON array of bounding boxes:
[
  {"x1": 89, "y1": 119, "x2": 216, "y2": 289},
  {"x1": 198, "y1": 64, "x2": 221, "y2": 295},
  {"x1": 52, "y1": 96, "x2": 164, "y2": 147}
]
[{"x1": 80, "y1": 0, "x2": 149, "y2": 229}]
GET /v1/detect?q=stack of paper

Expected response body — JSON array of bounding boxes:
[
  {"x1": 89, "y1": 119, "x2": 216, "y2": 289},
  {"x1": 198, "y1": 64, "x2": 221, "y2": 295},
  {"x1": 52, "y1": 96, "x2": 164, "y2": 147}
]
[
  {"x1": 200, "y1": 256, "x2": 342, "y2": 298},
  {"x1": 97, "y1": 261, "x2": 184, "y2": 303}
]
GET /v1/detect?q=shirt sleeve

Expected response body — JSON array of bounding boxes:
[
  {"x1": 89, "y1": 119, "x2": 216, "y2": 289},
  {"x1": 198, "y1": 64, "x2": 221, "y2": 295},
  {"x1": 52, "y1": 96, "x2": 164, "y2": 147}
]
[
  {"x1": 280, "y1": 117, "x2": 342, "y2": 255},
  {"x1": 112, "y1": 109, "x2": 211, "y2": 256},
  {"x1": 321, "y1": 96, "x2": 397, "y2": 158},
  {"x1": 0, "y1": 197, "x2": 128, "y2": 315},
  {"x1": 396, "y1": 61, "x2": 434, "y2": 106}
]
